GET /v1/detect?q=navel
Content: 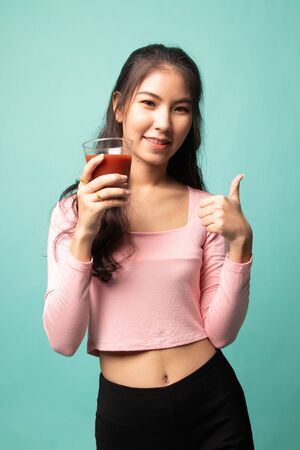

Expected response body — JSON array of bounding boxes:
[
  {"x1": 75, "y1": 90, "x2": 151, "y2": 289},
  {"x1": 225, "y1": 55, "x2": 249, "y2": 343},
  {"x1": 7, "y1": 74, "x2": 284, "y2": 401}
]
[{"x1": 162, "y1": 373, "x2": 169, "y2": 384}]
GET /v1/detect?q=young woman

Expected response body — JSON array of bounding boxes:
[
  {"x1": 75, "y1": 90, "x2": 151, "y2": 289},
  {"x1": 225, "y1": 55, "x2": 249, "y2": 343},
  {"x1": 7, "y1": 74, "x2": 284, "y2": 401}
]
[{"x1": 43, "y1": 44, "x2": 255, "y2": 449}]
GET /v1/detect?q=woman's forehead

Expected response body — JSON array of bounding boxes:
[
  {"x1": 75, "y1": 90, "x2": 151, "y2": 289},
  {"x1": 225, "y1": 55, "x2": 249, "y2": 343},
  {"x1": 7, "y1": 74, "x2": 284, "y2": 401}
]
[{"x1": 135, "y1": 68, "x2": 191, "y2": 98}]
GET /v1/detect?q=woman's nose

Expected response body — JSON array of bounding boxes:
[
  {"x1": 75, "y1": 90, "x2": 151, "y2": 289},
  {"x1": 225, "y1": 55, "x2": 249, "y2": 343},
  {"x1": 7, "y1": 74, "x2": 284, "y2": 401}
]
[{"x1": 153, "y1": 108, "x2": 172, "y2": 130}]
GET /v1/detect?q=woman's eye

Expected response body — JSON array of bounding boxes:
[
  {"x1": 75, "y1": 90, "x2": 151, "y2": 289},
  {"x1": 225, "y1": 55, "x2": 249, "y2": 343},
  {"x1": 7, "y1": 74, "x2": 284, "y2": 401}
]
[
  {"x1": 141, "y1": 100, "x2": 155, "y2": 107},
  {"x1": 176, "y1": 106, "x2": 189, "y2": 113}
]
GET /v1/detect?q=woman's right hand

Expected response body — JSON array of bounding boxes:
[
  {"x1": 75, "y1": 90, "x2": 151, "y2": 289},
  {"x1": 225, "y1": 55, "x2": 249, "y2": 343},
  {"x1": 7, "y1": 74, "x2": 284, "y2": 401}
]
[{"x1": 76, "y1": 154, "x2": 131, "y2": 239}]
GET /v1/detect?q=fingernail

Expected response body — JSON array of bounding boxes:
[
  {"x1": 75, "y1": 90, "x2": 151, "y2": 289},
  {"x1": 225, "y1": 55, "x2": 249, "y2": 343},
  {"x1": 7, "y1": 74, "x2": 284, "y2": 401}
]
[{"x1": 121, "y1": 175, "x2": 128, "y2": 179}]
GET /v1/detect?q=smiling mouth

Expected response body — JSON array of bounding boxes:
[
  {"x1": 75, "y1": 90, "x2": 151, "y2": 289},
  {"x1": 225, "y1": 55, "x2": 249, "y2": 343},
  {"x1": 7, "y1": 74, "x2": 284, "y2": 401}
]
[{"x1": 143, "y1": 136, "x2": 171, "y2": 145}]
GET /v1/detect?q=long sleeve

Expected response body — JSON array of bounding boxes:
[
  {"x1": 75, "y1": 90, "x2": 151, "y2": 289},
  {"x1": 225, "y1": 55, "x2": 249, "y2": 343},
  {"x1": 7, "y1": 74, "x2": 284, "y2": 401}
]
[
  {"x1": 43, "y1": 199, "x2": 94, "y2": 356},
  {"x1": 199, "y1": 229, "x2": 253, "y2": 348}
]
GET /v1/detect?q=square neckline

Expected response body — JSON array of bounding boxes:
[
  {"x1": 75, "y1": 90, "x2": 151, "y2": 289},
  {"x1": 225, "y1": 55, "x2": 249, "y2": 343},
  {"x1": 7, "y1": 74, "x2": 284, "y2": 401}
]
[{"x1": 128, "y1": 185, "x2": 192, "y2": 235}]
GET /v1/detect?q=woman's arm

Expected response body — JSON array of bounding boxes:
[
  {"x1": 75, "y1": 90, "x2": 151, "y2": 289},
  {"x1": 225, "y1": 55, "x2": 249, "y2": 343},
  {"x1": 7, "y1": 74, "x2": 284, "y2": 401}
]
[
  {"x1": 199, "y1": 230, "x2": 253, "y2": 348},
  {"x1": 43, "y1": 200, "x2": 94, "y2": 356}
]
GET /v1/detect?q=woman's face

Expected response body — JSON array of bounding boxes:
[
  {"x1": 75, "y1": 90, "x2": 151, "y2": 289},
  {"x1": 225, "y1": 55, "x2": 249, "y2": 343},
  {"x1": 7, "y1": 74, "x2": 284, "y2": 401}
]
[{"x1": 116, "y1": 68, "x2": 193, "y2": 167}]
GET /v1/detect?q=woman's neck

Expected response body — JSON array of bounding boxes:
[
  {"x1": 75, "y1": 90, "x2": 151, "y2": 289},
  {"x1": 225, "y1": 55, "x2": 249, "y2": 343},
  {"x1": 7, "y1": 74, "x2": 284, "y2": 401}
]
[{"x1": 128, "y1": 158, "x2": 172, "y2": 191}]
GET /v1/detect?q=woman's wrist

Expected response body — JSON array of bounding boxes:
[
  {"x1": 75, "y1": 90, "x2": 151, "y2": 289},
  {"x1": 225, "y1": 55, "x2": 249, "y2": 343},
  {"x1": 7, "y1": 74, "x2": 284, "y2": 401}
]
[
  {"x1": 227, "y1": 227, "x2": 253, "y2": 263},
  {"x1": 69, "y1": 227, "x2": 95, "y2": 262}
]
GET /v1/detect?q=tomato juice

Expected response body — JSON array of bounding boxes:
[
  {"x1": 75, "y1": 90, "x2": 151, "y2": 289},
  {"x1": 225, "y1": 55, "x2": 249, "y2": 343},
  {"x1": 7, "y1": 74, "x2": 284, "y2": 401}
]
[{"x1": 85, "y1": 153, "x2": 132, "y2": 179}]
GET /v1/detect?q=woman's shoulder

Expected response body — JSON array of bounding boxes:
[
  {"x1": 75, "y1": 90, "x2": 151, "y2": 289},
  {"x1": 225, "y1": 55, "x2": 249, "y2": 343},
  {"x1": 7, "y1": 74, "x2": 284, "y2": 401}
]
[
  {"x1": 187, "y1": 185, "x2": 214, "y2": 199},
  {"x1": 57, "y1": 193, "x2": 77, "y2": 209},
  {"x1": 52, "y1": 193, "x2": 77, "y2": 228},
  {"x1": 169, "y1": 179, "x2": 212, "y2": 198}
]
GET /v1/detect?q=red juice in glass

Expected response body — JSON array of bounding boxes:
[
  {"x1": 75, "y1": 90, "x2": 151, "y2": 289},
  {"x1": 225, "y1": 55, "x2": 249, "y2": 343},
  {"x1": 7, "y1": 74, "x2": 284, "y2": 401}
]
[
  {"x1": 82, "y1": 138, "x2": 133, "y2": 180},
  {"x1": 85, "y1": 153, "x2": 132, "y2": 179}
]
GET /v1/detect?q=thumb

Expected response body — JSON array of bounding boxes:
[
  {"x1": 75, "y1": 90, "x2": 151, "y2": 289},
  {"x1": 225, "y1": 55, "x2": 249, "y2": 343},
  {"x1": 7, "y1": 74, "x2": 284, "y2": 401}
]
[{"x1": 228, "y1": 174, "x2": 245, "y2": 203}]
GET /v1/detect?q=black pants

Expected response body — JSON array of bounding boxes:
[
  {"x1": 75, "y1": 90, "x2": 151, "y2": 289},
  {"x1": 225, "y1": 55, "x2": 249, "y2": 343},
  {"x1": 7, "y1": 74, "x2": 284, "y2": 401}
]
[{"x1": 95, "y1": 349, "x2": 254, "y2": 449}]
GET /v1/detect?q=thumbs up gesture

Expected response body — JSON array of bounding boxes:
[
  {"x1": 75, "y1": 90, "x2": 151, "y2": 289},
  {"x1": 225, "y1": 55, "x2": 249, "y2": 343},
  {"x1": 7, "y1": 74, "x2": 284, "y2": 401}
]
[{"x1": 198, "y1": 174, "x2": 252, "y2": 243}]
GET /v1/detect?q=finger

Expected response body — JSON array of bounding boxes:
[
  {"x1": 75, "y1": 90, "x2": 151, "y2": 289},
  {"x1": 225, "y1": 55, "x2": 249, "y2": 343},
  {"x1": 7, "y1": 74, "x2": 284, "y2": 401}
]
[
  {"x1": 228, "y1": 174, "x2": 244, "y2": 201},
  {"x1": 108, "y1": 198, "x2": 130, "y2": 208},
  {"x1": 93, "y1": 193, "x2": 130, "y2": 208},
  {"x1": 83, "y1": 173, "x2": 128, "y2": 193},
  {"x1": 198, "y1": 204, "x2": 215, "y2": 218},
  {"x1": 96, "y1": 187, "x2": 131, "y2": 201},
  {"x1": 200, "y1": 214, "x2": 216, "y2": 227},
  {"x1": 79, "y1": 154, "x2": 105, "y2": 184},
  {"x1": 199, "y1": 195, "x2": 216, "y2": 208}
]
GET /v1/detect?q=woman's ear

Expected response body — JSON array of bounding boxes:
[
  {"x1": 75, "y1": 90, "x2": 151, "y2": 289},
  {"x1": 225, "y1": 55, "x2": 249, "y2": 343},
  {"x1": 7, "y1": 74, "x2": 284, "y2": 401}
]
[{"x1": 112, "y1": 91, "x2": 123, "y2": 123}]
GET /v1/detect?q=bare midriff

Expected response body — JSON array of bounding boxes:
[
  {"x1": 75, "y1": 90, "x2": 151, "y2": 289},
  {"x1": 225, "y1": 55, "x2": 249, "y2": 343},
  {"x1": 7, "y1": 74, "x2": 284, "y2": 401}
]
[
  {"x1": 98, "y1": 183, "x2": 217, "y2": 388},
  {"x1": 98, "y1": 338, "x2": 217, "y2": 388}
]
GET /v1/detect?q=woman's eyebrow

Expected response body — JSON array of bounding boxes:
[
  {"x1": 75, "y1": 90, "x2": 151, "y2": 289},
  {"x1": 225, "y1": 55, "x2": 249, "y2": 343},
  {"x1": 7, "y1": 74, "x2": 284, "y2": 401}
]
[{"x1": 137, "y1": 91, "x2": 192, "y2": 104}]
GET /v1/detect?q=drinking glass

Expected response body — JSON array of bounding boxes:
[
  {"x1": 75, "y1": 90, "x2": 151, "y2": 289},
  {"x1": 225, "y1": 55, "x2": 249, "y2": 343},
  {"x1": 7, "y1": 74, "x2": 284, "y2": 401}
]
[{"x1": 82, "y1": 137, "x2": 133, "y2": 180}]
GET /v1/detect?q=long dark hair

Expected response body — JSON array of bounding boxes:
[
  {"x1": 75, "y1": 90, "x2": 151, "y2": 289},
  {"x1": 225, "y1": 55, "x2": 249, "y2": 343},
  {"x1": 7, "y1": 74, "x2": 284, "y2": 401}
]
[{"x1": 53, "y1": 43, "x2": 208, "y2": 283}]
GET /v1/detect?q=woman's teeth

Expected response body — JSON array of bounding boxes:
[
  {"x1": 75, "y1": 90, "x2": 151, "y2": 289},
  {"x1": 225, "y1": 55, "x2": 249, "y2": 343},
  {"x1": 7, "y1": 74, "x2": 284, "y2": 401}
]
[{"x1": 144, "y1": 137, "x2": 170, "y2": 144}]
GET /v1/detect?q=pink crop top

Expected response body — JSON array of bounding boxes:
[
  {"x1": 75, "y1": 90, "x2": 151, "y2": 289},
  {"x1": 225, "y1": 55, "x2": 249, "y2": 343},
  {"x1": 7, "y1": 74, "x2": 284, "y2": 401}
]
[{"x1": 43, "y1": 186, "x2": 253, "y2": 356}]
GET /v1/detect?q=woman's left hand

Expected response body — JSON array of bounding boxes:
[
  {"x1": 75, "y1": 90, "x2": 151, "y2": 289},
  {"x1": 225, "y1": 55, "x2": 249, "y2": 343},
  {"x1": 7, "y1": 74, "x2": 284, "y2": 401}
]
[{"x1": 198, "y1": 174, "x2": 252, "y2": 243}]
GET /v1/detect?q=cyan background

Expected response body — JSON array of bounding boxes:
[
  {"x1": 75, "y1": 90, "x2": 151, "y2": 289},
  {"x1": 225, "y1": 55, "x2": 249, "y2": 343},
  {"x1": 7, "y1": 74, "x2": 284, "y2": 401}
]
[{"x1": 1, "y1": 0, "x2": 299, "y2": 449}]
